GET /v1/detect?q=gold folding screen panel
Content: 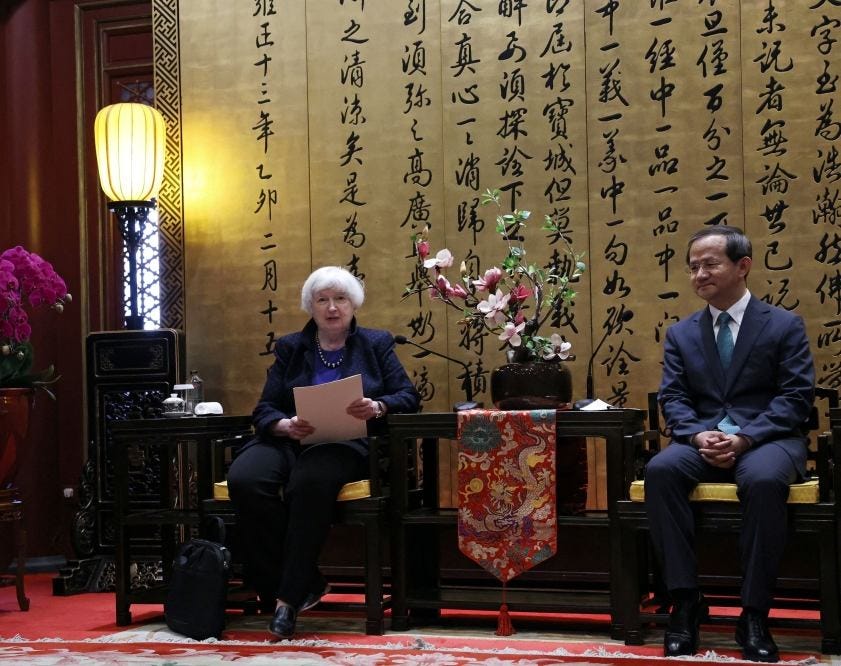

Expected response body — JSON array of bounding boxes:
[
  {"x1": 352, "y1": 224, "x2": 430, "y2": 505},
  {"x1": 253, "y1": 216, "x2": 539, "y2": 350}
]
[{"x1": 158, "y1": 0, "x2": 840, "y2": 417}]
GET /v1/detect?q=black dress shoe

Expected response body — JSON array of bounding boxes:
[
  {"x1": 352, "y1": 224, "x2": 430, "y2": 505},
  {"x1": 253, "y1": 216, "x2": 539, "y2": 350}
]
[
  {"x1": 268, "y1": 604, "x2": 297, "y2": 639},
  {"x1": 736, "y1": 609, "x2": 779, "y2": 663},
  {"x1": 299, "y1": 582, "x2": 331, "y2": 613},
  {"x1": 663, "y1": 593, "x2": 709, "y2": 657}
]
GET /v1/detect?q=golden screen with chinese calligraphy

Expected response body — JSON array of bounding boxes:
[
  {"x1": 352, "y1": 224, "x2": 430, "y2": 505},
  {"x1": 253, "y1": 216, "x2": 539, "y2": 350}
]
[{"x1": 174, "y1": 1, "x2": 840, "y2": 481}]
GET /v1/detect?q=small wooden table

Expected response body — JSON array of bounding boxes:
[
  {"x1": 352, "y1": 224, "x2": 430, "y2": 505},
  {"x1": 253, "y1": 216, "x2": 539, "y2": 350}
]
[
  {"x1": 386, "y1": 408, "x2": 646, "y2": 637},
  {"x1": 0, "y1": 488, "x2": 28, "y2": 611},
  {"x1": 109, "y1": 415, "x2": 252, "y2": 625}
]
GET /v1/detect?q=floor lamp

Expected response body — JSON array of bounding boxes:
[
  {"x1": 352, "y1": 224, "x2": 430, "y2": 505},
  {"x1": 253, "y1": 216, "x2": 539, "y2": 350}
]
[{"x1": 93, "y1": 103, "x2": 166, "y2": 330}]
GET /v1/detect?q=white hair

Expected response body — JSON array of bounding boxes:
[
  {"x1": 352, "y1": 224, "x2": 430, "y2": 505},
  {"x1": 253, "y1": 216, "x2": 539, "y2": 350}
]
[{"x1": 300, "y1": 266, "x2": 365, "y2": 314}]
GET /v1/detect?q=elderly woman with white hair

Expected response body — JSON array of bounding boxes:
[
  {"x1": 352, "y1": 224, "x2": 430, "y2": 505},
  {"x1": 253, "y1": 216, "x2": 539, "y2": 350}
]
[{"x1": 227, "y1": 266, "x2": 420, "y2": 639}]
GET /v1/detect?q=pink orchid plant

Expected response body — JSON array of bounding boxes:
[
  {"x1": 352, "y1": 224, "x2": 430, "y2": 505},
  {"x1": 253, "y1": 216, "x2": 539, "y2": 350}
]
[
  {"x1": 407, "y1": 188, "x2": 585, "y2": 363},
  {"x1": 0, "y1": 246, "x2": 71, "y2": 396}
]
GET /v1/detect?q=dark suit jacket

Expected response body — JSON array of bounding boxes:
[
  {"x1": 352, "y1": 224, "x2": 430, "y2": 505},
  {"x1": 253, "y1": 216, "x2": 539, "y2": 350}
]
[
  {"x1": 251, "y1": 318, "x2": 420, "y2": 446},
  {"x1": 659, "y1": 295, "x2": 814, "y2": 465}
]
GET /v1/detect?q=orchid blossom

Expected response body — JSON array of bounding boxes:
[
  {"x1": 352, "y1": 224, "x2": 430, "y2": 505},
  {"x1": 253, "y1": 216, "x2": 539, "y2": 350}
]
[{"x1": 1, "y1": 246, "x2": 71, "y2": 396}]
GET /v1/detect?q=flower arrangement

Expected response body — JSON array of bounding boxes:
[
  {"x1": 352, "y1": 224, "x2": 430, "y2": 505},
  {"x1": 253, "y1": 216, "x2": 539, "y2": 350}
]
[
  {"x1": 406, "y1": 188, "x2": 585, "y2": 363},
  {"x1": 0, "y1": 246, "x2": 71, "y2": 397}
]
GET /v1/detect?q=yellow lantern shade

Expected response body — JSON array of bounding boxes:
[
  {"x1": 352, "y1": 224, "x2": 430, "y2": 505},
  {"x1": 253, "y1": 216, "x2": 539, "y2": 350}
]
[{"x1": 94, "y1": 103, "x2": 166, "y2": 202}]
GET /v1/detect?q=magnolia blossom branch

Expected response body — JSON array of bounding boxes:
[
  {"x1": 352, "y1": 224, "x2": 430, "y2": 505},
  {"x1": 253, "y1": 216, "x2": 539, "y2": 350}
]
[{"x1": 403, "y1": 188, "x2": 585, "y2": 362}]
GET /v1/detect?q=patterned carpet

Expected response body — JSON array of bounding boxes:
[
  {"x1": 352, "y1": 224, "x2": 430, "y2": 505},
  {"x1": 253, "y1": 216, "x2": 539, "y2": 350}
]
[
  {"x1": 0, "y1": 633, "x2": 827, "y2": 665},
  {"x1": 0, "y1": 575, "x2": 834, "y2": 664},
  {"x1": 0, "y1": 611, "x2": 831, "y2": 665}
]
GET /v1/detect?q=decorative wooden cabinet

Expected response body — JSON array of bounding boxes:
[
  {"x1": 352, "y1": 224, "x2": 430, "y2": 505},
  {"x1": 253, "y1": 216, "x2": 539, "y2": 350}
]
[{"x1": 53, "y1": 329, "x2": 184, "y2": 594}]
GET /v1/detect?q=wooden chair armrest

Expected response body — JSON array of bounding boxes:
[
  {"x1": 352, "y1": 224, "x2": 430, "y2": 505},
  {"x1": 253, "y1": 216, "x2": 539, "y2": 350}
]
[
  {"x1": 213, "y1": 434, "x2": 251, "y2": 447},
  {"x1": 642, "y1": 428, "x2": 661, "y2": 448},
  {"x1": 623, "y1": 430, "x2": 660, "y2": 489},
  {"x1": 367, "y1": 434, "x2": 386, "y2": 497},
  {"x1": 816, "y1": 431, "x2": 832, "y2": 503},
  {"x1": 828, "y1": 419, "x2": 841, "y2": 503},
  {"x1": 210, "y1": 433, "x2": 253, "y2": 482},
  {"x1": 816, "y1": 385, "x2": 839, "y2": 410},
  {"x1": 806, "y1": 386, "x2": 839, "y2": 431},
  {"x1": 624, "y1": 391, "x2": 669, "y2": 494}
]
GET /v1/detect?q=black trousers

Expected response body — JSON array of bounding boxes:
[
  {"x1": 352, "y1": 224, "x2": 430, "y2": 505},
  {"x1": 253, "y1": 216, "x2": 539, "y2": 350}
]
[
  {"x1": 644, "y1": 441, "x2": 803, "y2": 612},
  {"x1": 226, "y1": 439, "x2": 368, "y2": 607}
]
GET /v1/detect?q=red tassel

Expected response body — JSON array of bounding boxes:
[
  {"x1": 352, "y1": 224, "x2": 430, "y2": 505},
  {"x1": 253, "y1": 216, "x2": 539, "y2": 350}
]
[{"x1": 496, "y1": 603, "x2": 514, "y2": 635}]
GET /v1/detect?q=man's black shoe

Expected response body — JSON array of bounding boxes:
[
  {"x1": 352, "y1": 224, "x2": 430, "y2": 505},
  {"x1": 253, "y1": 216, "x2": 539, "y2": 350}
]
[
  {"x1": 736, "y1": 609, "x2": 779, "y2": 663},
  {"x1": 663, "y1": 593, "x2": 709, "y2": 657},
  {"x1": 268, "y1": 604, "x2": 297, "y2": 639},
  {"x1": 299, "y1": 582, "x2": 331, "y2": 613}
]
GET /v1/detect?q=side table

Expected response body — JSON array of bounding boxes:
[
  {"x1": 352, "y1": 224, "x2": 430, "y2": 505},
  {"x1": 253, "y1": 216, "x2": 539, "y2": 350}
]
[
  {"x1": 109, "y1": 415, "x2": 252, "y2": 625},
  {"x1": 387, "y1": 408, "x2": 645, "y2": 637},
  {"x1": 0, "y1": 488, "x2": 29, "y2": 611}
]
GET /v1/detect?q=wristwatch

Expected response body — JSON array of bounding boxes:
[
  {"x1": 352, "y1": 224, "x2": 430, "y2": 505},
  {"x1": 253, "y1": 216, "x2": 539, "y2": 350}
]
[{"x1": 373, "y1": 401, "x2": 385, "y2": 418}]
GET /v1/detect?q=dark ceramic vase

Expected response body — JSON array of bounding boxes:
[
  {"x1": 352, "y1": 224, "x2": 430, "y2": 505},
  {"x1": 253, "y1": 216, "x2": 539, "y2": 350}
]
[
  {"x1": 0, "y1": 388, "x2": 33, "y2": 491},
  {"x1": 490, "y1": 358, "x2": 573, "y2": 410}
]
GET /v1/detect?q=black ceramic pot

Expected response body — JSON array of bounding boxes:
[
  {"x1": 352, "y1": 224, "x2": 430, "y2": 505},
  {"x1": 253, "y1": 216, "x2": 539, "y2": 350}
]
[
  {"x1": 489, "y1": 359, "x2": 585, "y2": 513},
  {"x1": 490, "y1": 359, "x2": 573, "y2": 410}
]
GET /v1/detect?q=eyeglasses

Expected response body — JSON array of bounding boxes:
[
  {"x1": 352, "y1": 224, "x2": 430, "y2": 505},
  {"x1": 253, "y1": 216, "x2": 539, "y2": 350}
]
[
  {"x1": 685, "y1": 260, "x2": 724, "y2": 275},
  {"x1": 314, "y1": 294, "x2": 350, "y2": 307}
]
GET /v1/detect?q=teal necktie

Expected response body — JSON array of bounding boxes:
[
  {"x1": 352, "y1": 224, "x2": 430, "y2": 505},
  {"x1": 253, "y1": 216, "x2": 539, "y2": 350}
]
[
  {"x1": 716, "y1": 311, "x2": 739, "y2": 434},
  {"x1": 716, "y1": 311, "x2": 734, "y2": 368}
]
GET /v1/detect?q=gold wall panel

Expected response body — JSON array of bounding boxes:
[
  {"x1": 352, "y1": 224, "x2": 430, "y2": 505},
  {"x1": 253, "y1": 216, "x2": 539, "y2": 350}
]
[
  {"x1": 741, "y1": 2, "x2": 841, "y2": 393},
  {"x1": 166, "y1": 1, "x2": 841, "y2": 418},
  {"x1": 306, "y1": 1, "x2": 449, "y2": 404},
  {"x1": 585, "y1": 1, "x2": 745, "y2": 406},
  {"x1": 179, "y1": 1, "x2": 312, "y2": 410},
  {"x1": 438, "y1": 0, "x2": 591, "y2": 405}
]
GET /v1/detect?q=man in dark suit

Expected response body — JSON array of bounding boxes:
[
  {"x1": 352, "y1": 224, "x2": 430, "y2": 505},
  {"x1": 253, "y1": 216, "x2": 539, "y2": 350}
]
[{"x1": 645, "y1": 226, "x2": 815, "y2": 663}]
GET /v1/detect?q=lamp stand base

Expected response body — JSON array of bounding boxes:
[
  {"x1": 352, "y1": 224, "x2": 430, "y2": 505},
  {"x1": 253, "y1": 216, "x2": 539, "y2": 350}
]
[{"x1": 124, "y1": 315, "x2": 144, "y2": 330}]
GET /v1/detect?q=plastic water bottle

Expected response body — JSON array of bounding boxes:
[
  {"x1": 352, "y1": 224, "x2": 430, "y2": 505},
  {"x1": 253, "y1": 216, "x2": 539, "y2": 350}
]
[{"x1": 188, "y1": 370, "x2": 204, "y2": 413}]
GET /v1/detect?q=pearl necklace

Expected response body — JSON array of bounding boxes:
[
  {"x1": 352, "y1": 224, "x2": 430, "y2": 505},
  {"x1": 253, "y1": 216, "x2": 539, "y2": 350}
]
[{"x1": 315, "y1": 333, "x2": 344, "y2": 369}]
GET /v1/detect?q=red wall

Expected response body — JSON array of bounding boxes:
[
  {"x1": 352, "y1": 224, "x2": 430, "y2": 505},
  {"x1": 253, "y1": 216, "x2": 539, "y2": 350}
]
[{"x1": 1, "y1": 0, "x2": 151, "y2": 560}]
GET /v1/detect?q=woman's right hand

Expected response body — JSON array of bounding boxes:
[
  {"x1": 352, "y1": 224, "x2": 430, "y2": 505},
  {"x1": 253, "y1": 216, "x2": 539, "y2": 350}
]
[{"x1": 271, "y1": 416, "x2": 314, "y2": 440}]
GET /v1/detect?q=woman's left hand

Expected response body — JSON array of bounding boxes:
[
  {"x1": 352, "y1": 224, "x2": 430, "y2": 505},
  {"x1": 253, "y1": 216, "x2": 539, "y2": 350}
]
[{"x1": 347, "y1": 397, "x2": 380, "y2": 420}]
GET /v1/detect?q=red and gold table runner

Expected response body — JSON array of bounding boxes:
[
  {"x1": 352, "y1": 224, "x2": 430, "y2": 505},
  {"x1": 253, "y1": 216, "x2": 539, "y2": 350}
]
[{"x1": 456, "y1": 409, "x2": 557, "y2": 634}]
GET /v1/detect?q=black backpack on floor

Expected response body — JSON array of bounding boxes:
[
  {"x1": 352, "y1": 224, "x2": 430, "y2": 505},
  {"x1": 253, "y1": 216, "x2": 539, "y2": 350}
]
[{"x1": 164, "y1": 523, "x2": 231, "y2": 640}]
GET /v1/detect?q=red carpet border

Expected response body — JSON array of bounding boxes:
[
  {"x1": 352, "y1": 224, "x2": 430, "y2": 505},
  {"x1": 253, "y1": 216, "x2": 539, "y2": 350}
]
[{"x1": 0, "y1": 634, "x2": 822, "y2": 665}]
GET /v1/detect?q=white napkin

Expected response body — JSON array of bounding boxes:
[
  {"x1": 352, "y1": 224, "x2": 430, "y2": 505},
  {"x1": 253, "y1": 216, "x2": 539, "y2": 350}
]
[
  {"x1": 580, "y1": 398, "x2": 612, "y2": 411},
  {"x1": 193, "y1": 401, "x2": 223, "y2": 415}
]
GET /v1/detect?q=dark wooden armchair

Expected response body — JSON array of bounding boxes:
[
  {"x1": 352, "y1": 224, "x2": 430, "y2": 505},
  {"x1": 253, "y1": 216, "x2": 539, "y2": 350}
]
[
  {"x1": 200, "y1": 433, "x2": 415, "y2": 635},
  {"x1": 615, "y1": 387, "x2": 841, "y2": 654}
]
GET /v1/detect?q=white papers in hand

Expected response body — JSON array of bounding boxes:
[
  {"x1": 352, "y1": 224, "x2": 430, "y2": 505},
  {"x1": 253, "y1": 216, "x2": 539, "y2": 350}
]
[{"x1": 293, "y1": 374, "x2": 368, "y2": 445}]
